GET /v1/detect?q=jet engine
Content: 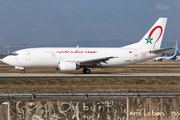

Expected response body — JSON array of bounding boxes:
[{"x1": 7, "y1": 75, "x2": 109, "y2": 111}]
[{"x1": 58, "y1": 62, "x2": 79, "y2": 71}]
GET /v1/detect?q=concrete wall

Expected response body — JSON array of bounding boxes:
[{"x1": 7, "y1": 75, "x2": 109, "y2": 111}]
[
  {"x1": 0, "y1": 104, "x2": 8, "y2": 120},
  {"x1": 10, "y1": 100, "x2": 126, "y2": 120},
  {"x1": 129, "y1": 97, "x2": 180, "y2": 120},
  {"x1": 3, "y1": 96, "x2": 180, "y2": 120}
]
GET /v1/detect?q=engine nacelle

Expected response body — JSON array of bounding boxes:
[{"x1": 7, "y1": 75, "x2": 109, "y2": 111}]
[{"x1": 58, "y1": 62, "x2": 78, "y2": 71}]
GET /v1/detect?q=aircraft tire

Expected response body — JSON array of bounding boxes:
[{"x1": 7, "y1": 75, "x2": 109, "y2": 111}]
[
  {"x1": 83, "y1": 69, "x2": 86, "y2": 73},
  {"x1": 83, "y1": 68, "x2": 91, "y2": 74},
  {"x1": 21, "y1": 70, "x2": 25, "y2": 74},
  {"x1": 86, "y1": 69, "x2": 91, "y2": 74}
]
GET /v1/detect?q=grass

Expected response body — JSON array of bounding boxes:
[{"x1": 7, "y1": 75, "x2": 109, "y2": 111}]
[
  {"x1": 0, "y1": 77, "x2": 180, "y2": 93},
  {"x1": 0, "y1": 61, "x2": 180, "y2": 94}
]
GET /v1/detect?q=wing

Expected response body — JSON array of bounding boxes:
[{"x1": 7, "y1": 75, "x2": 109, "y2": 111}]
[{"x1": 78, "y1": 56, "x2": 117, "y2": 67}]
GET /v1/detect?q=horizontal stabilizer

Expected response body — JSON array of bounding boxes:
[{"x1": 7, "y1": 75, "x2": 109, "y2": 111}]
[{"x1": 149, "y1": 47, "x2": 175, "y2": 53}]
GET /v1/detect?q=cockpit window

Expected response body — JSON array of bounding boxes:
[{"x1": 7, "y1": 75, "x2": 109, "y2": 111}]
[{"x1": 11, "y1": 52, "x2": 19, "y2": 56}]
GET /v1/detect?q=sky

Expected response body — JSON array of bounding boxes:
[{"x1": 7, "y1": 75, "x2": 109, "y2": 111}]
[{"x1": 0, "y1": 0, "x2": 180, "y2": 53}]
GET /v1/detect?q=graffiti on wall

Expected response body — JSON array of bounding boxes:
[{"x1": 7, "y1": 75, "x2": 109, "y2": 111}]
[
  {"x1": 129, "y1": 97, "x2": 180, "y2": 119},
  {"x1": 10, "y1": 100, "x2": 126, "y2": 120},
  {"x1": 130, "y1": 108, "x2": 180, "y2": 117}
]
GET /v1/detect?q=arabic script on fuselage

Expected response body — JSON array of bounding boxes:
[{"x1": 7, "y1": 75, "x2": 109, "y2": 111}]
[{"x1": 56, "y1": 50, "x2": 97, "y2": 53}]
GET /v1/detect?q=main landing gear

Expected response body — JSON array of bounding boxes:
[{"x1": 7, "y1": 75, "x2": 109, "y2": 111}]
[
  {"x1": 83, "y1": 68, "x2": 91, "y2": 74},
  {"x1": 21, "y1": 70, "x2": 25, "y2": 74}
]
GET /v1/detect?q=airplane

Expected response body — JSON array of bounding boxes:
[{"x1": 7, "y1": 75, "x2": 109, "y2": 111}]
[
  {"x1": 3, "y1": 17, "x2": 175, "y2": 74},
  {"x1": 154, "y1": 51, "x2": 178, "y2": 61},
  {"x1": 154, "y1": 41, "x2": 178, "y2": 61},
  {"x1": 177, "y1": 56, "x2": 180, "y2": 60}
]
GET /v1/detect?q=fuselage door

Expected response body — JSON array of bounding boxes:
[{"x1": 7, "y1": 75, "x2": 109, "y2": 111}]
[
  {"x1": 25, "y1": 50, "x2": 31, "y2": 61},
  {"x1": 133, "y1": 50, "x2": 138, "y2": 61}
]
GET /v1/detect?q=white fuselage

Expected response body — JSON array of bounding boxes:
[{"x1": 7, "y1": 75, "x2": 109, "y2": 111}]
[{"x1": 3, "y1": 47, "x2": 161, "y2": 68}]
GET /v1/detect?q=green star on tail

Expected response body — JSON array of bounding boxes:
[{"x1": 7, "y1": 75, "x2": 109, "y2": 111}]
[{"x1": 145, "y1": 36, "x2": 153, "y2": 44}]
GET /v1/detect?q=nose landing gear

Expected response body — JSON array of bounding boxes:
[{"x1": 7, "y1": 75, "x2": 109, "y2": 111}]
[
  {"x1": 15, "y1": 67, "x2": 25, "y2": 74},
  {"x1": 83, "y1": 68, "x2": 91, "y2": 74}
]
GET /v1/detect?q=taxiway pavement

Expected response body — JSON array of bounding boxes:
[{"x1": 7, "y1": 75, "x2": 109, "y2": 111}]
[{"x1": 0, "y1": 73, "x2": 179, "y2": 77}]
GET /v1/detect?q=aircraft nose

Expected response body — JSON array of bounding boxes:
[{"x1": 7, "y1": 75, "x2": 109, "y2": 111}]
[{"x1": 2, "y1": 57, "x2": 9, "y2": 64}]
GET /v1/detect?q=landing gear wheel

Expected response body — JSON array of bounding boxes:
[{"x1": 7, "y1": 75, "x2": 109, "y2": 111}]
[
  {"x1": 86, "y1": 69, "x2": 91, "y2": 74},
  {"x1": 21, "y1": 70, "x2": 25, "y2": 74},
  {"x1": 83, "y1": 68, "x2": 91, "y2": 74}
]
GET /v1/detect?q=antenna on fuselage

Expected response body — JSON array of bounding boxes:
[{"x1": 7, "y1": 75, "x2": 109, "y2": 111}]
[{"x1": 76, "y1": 45, "x2": 79, "y2": 48}]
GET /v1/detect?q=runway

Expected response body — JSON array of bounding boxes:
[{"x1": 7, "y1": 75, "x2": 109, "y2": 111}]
[{"x1": 0, "y1": 73, "x2": 180, "y2": 77}]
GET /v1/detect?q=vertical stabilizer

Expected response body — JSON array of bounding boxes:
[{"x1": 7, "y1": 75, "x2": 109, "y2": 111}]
[
  {"x1": 123, "y1": 18, "x2": 167, "y2": 49},
  {"x1": 139, "y1": 18, "x2": 167, "y2": 49},
  {"x1": 170, "y1": 51, "x2": 178, "y2": 59},
  {"x1": 175, "y1": 40, "x2": 178, "y2": 53}
]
